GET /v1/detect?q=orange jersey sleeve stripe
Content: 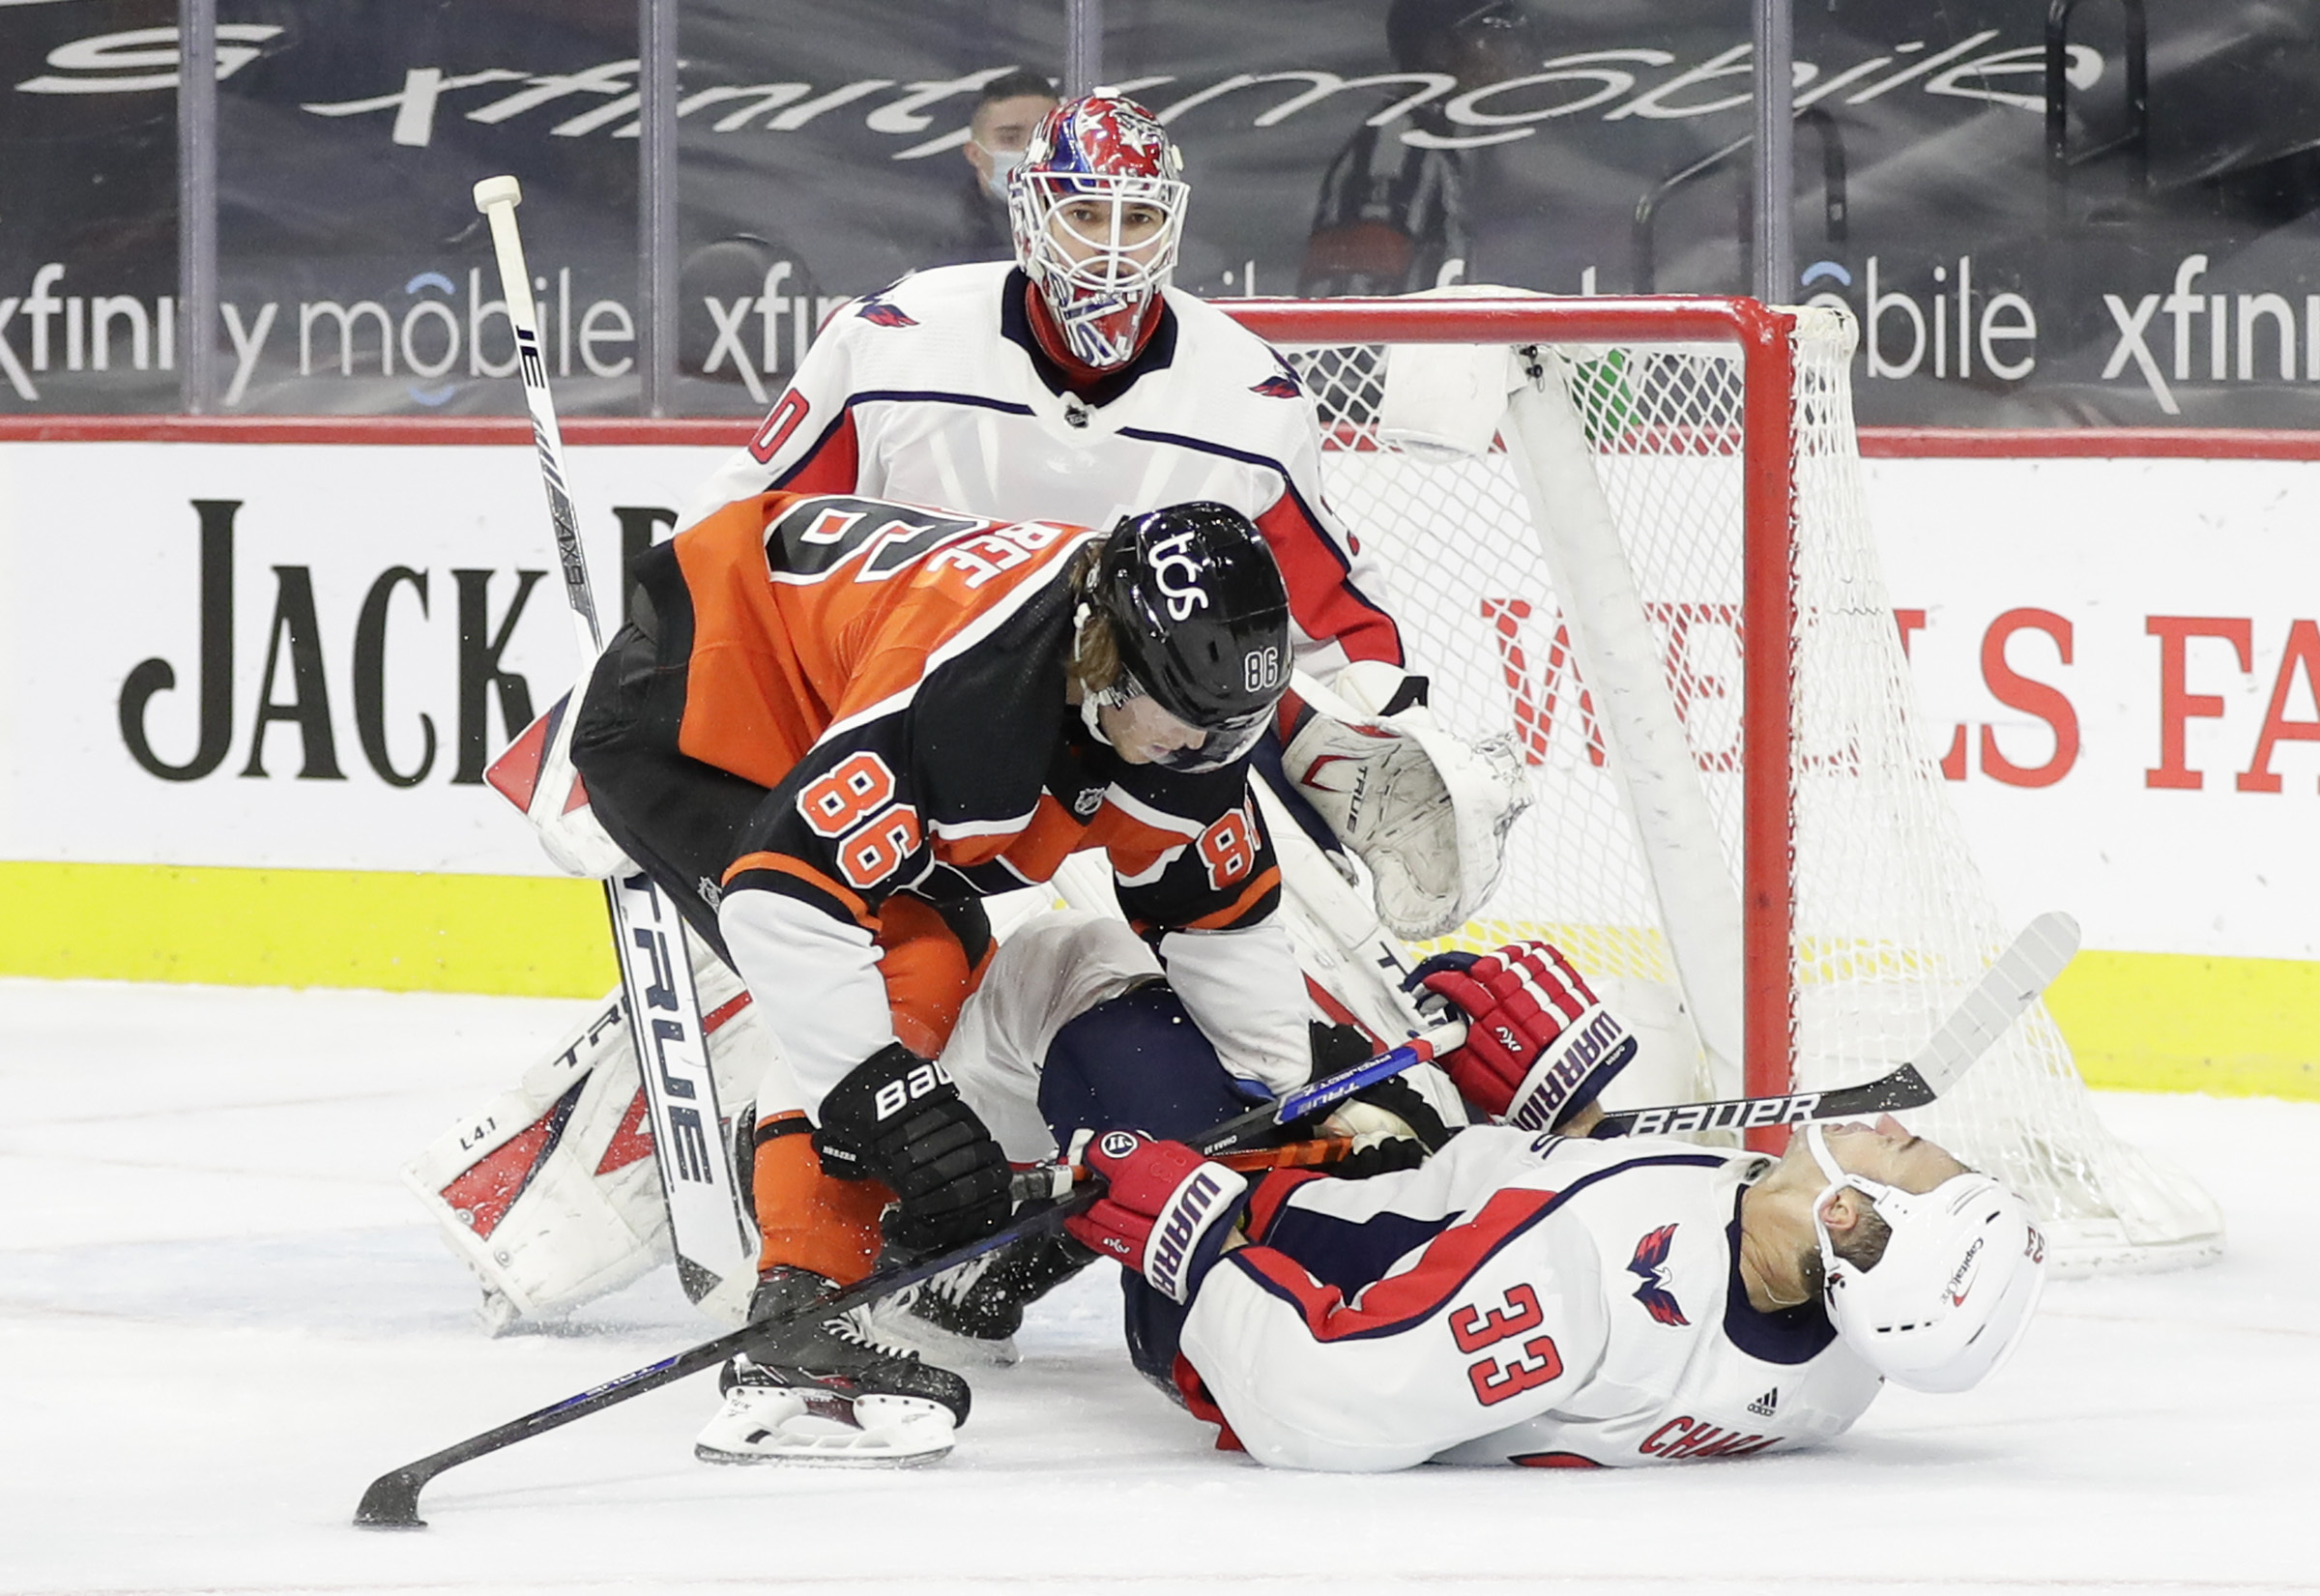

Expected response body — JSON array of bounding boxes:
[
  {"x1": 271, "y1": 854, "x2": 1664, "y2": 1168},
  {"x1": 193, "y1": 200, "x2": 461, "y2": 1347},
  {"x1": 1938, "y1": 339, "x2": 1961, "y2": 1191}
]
[
  {"x1": 723, "y1": 850, "x2": 876, "y2": 931},
  {"x1": 1180, "y1": 865, "x2": 1283, "y2": 931}
]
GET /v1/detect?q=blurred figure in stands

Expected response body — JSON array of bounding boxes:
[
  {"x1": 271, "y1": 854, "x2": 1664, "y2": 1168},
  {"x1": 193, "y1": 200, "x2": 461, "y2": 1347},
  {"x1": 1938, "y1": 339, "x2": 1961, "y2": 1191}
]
[
  {"x1": 1298, "y1": 0, "x2": 1538, "y2": 296},
  {"x1": 946, "y1": 70, "x2": 1061, "y2": 264}
]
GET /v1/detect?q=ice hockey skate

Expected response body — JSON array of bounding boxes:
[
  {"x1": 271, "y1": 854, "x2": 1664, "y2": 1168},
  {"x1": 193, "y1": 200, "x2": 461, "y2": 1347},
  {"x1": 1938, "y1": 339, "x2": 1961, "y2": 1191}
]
[
  {"x1": 694, "y1": 1267, "x2": 972, "y2": 1467},
  {"x1": 865, "y1": 1232, "x2": 1099, "y2": 1368}
]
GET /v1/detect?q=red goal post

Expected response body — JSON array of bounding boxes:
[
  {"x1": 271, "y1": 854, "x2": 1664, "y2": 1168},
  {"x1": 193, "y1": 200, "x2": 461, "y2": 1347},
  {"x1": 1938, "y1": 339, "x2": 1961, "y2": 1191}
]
[
  {"x1": 1227, "y1": 294, "x2": 1806, "y2": 1137},
  {"x1": 1214, "y1": 293, "x2": 2218, "y2": 1271}
]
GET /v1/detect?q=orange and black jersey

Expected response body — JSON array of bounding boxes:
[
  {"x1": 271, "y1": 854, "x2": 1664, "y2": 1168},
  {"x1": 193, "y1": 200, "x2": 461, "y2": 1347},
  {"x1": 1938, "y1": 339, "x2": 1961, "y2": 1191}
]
[
  {"x1": 617, "y1": 488, "x2": 1282, "y2": 949},
  {"x1": 580, "y1": 488, "x2": 1298, "y2": 1106}
]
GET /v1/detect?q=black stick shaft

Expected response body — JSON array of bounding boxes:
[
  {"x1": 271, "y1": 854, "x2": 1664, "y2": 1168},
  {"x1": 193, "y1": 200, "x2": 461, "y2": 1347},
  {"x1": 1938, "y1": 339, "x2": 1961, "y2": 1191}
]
[
  {"x1": 355, "y1": 1027, "x2": 1450, "y2": 1526},
  {"x1": 1586, "y1": 1065, "x2": 1933, "y2": 1140}
]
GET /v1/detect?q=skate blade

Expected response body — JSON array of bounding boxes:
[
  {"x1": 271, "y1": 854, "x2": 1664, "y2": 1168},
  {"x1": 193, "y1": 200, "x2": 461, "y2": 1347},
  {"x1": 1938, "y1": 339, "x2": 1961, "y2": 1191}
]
[
  {"x1": 695, "y1": 1387, "x2": 957, "y2": 1467},
  {"x1": 694, "y1": 1438, "x2": 952, "y2": 1468}
]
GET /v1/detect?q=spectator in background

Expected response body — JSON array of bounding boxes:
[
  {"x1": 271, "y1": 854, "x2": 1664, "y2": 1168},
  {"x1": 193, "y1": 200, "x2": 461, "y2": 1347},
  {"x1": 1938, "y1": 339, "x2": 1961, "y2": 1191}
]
[
  {"x1": 1298, "y1": 0, "x2": 1538, "y2": 296},
  {"x1": 945, "y1": 70, "x2": 1061, "y2": 264}
]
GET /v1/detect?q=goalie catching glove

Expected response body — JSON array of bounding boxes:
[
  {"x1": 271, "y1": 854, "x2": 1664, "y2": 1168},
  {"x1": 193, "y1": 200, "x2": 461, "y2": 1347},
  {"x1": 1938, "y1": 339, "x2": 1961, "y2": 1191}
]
[
  {"x1": 1281, "y1": 665, "x2": 1531, "y2": 940},
  {"x1": 813, "y1": 1044, "x2": 1013, "y2": 1255},
  {"x1": 1064, "y1": 1131, "x2": 1249, "y2": 1304},
  {"x1": 1409, "y1": 942, "x2": 1637, "y2": 1133}
]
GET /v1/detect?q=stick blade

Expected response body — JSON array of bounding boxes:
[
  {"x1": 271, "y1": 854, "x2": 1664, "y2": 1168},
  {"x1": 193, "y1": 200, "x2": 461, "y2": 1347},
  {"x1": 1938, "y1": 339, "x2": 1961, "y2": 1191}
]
[
  {"x1": 1909, "y1": 912, "x2": 2081, "y2": 1094},
  {"x1": 354, "y1": 1468, "x2": 428, "y2": 1530}
]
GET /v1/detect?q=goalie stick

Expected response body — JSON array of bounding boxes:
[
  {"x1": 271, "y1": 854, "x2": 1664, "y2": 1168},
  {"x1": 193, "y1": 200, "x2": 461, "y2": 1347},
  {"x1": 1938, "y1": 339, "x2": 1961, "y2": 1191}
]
[
  {"x1": 1586, "y1": 912, "x2": 2081, "y2": 1139},
  {"x1": 353, "y1": 1023, "x2": 1463, "y2": 1528},
  {"x1": 471, "y1": 175, "x2": 752, "y2": 1308}
]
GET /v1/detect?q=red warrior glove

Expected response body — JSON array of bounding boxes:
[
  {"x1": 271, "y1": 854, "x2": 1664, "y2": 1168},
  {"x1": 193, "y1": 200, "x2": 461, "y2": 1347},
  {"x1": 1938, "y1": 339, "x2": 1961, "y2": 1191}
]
[
  {"x1": 1062, "y1": 1130, "x2": 1250, "y2": 1304},
  {"x1": 1410, "y1": 941, "x2": 1638, "y2": 1132}
]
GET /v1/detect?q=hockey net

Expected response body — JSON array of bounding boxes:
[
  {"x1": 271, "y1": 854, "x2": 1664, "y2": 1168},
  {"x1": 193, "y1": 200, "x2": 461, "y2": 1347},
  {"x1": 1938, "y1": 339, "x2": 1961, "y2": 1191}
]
[{"x1": 1229, "y1": 294, "x2": 2220, "y2": 1274}]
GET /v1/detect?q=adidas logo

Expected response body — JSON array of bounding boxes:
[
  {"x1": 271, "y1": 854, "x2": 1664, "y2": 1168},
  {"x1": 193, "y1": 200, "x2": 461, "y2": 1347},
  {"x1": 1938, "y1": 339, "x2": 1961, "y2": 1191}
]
[{"x1": 1747, "y1": 1387, "x2": 1779, "y2": 1418}]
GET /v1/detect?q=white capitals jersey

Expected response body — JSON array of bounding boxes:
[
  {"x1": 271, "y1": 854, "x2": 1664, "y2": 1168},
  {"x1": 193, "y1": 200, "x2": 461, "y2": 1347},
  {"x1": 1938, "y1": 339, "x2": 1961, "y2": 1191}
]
[
  {"x1": 1178, "y1": 1129, "x2": 1885, "y2": 1472},
  {"x1": 684, "y1": 261, "x2": 1406, "y2": 682}
]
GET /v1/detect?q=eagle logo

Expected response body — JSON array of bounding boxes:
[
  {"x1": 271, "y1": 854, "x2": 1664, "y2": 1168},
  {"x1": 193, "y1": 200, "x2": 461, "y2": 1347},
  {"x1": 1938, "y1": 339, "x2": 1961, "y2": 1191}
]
[
  {"x1": 1626, "y1": 1224, "x2": 1689, "y2": 1326},
  {"x1": 1251, "y1": 372, "x2": 1301, "y2": 399},
  {"x1": 856, "y1": 298, "x2": 917, "y2": 329}
]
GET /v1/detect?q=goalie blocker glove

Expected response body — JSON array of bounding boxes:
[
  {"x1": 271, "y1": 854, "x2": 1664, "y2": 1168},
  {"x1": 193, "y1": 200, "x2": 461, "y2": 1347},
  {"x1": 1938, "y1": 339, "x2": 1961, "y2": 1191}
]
[
  {"x1": 814, "y1": 1044, "x2": 1012, "y2": 1254},
  {"x1": 1410, "y1": 942, "x2": 1637, "y2": 1132},
  {"x1": 1065, "y1": 1131, "x2": 1249, "y2": 1304}
]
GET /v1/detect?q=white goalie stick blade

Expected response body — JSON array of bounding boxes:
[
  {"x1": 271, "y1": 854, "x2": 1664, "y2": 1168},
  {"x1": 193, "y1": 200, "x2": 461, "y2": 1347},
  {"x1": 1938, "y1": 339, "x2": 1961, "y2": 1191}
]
[
  {"x1": 609, "y1": 869, "x2": 756, "y2": 1304},
  {"x1": 1591, "y1": 913, "x2": 2081, "y2": 1140},
  {"x1": 695, "y1": 1378, "x2": 957, "y2": 1468},
  {"x1": 404, "y1": 931, "x2": 769, "y2": 1331}
]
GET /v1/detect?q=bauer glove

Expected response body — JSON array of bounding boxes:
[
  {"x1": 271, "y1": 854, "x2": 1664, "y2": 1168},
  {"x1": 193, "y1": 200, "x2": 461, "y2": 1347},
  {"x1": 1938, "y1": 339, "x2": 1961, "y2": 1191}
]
[{"x1": 814, "y1": 1043, "x2": 1012, "y2": 1255}]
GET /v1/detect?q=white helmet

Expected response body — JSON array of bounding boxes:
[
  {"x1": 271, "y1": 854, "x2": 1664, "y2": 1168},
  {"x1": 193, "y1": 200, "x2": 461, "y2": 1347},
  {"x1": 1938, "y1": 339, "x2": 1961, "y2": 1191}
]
[
  {"x1": 1008, "y1": 94, "x2": 1189, "y2": 369},
  {"x1": 1805, "y1": 1122, "x2": 2046, "y2": 1394}
]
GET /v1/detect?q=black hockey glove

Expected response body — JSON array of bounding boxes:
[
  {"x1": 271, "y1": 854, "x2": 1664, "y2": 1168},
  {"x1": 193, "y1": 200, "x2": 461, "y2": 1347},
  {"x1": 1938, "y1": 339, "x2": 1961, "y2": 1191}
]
[{"x1": 813, "y1": 1043, "x2": 1012, "y2": 1255}]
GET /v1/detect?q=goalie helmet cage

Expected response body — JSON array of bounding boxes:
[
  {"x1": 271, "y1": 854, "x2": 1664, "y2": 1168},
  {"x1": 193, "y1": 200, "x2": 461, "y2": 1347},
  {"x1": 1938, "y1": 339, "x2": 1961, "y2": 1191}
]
[{"x1": 1226, "y1": 294, "x2": 2221, "y2": 1275}]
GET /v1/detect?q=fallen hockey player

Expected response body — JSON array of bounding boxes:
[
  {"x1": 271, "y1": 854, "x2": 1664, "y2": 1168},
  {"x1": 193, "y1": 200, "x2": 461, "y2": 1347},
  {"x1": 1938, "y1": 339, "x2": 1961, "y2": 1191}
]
[{"x1": 1054, "y1": 943, "x2": 2048, "y2": 1470}]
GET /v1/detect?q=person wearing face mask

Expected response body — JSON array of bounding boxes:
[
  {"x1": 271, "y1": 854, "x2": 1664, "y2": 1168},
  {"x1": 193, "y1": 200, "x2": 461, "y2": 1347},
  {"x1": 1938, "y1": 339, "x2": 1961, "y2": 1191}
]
[
  {"x1": 1060, "y1": 941, "x2": 2049, "y2": 1471},
  {"x1": 946, "y1": 70, "x2": 1059, "y2": 264},
  {"x1": 689, "y1": 91, "x2": 1528, "y2": 955}
]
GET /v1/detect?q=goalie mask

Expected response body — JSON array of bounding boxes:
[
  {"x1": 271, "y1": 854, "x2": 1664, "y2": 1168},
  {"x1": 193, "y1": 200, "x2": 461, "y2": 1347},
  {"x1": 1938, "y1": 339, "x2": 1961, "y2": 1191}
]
[
  {"x1": 1806, "y1": 1122, "x2": 2046, "y2": 1394},
  {"x1": 1009, "y1": 94, "x2": 1189, "y2": 369},
  {"x1": 1082, "y1": 503, "x2": 1290, "y2": 772}
]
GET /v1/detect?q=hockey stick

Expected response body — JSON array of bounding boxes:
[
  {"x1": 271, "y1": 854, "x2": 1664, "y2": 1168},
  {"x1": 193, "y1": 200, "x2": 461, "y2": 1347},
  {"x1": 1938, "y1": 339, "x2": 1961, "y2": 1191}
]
[
  {"x1": 353, "y1": 1022, "x2": 1463, "y2": 1527},
  {"x1": 471, "y1": 176, "x2": 753, "y2": 1308},
  {"x1": 1588, "y1": 912, "x2": 2081, "y2": 1139}
]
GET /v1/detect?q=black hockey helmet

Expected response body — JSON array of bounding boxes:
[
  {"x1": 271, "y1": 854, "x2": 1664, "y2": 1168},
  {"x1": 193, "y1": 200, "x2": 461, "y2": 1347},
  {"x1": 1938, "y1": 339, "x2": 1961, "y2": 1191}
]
[{"x1": 1084, "y1": 502, "x2": 1291, "y2": 771}]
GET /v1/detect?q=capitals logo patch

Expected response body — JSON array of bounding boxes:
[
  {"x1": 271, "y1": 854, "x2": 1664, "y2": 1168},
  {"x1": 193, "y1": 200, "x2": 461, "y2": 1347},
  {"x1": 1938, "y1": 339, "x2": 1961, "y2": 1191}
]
[
  {"x1": 856, "y1": 297, "x2": 916, "y2": 328},
  {"x1": 1626, "y1": 1224, "x2": 1689, "y2": 1326},
  {"x1": 1251, "y1": 372, "x2": 1301, "y2": 398}
]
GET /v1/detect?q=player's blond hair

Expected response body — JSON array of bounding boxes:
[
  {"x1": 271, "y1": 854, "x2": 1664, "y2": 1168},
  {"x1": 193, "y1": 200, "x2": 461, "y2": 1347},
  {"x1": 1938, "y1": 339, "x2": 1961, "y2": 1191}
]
[{"x1": 1066, "y1": 544, "x2": 1126, "y2": 701}]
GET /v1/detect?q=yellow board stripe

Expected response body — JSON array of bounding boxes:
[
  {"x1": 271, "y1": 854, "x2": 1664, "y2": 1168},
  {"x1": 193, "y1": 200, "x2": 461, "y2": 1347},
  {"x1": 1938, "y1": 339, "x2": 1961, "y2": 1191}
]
[
  {"x1": 1, "y1": 860, "x2": 2312, "y2": 1099},
  {"x1": 0, "y1": 860, "x2": 615, "y2": 997},
  {"x1": 2044, "y1": 949, "x2": 2320, "y2": 1100}
]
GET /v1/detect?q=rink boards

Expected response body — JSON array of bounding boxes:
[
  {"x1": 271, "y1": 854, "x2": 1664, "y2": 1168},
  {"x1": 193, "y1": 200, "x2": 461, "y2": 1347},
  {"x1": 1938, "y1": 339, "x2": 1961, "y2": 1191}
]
[{"x1": 0, "y1": 421, "x2": 2313, "y2": 1096}]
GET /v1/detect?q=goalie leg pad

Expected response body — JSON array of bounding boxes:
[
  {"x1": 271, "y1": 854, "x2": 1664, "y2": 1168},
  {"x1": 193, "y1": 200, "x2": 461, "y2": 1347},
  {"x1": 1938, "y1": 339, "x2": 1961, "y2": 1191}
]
[{"x1": 404, "y1": 931, "x2": 775, "y2": 1329}]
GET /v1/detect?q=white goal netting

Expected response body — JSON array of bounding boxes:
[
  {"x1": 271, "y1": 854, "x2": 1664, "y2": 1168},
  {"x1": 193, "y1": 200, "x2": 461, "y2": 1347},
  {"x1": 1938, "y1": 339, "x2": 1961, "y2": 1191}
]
[{"x1": 1271, "y1": 299, "x2": 2220, "y2": 1275}]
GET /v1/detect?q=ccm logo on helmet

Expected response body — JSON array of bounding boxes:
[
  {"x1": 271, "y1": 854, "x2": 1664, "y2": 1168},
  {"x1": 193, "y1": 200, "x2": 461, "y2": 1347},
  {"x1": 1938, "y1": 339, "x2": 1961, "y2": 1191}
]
[{"x1": 1146, "y1": 530, "x2": 1210, "y2": 621}]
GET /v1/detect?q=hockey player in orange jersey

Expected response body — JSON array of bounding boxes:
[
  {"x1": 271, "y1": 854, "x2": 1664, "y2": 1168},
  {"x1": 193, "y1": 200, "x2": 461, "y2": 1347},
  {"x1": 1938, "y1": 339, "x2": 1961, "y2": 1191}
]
[{"x1": 565, "y1": 489, "x2": 1306, "y2": 1462}]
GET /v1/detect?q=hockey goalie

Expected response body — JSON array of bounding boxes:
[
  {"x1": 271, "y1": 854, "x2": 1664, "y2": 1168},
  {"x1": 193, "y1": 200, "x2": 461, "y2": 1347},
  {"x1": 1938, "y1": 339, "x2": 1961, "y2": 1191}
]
[{"x1": 414, "y1": 90, "x2": 1525, "y2": 1354}]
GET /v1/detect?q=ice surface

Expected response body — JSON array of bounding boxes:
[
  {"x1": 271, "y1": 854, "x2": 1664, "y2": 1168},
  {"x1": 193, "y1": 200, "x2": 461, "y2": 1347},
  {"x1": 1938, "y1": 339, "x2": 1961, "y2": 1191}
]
[{"x1": 1, "y1": 978, "x2": 2312, "y2": 1596}]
